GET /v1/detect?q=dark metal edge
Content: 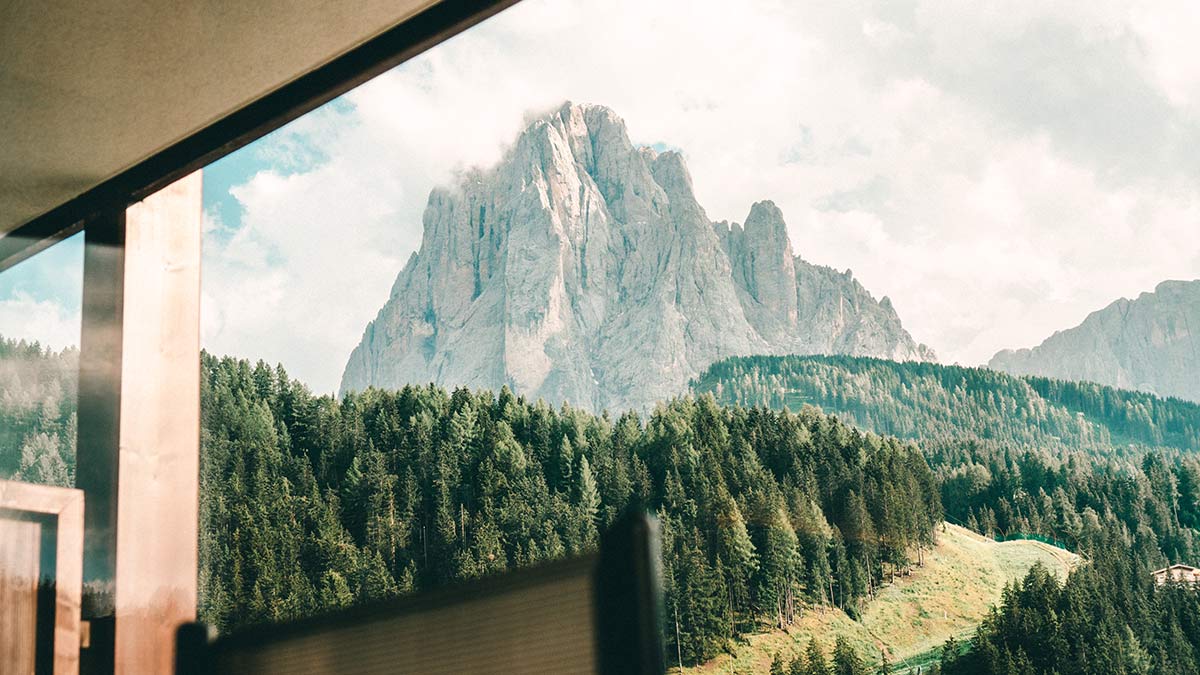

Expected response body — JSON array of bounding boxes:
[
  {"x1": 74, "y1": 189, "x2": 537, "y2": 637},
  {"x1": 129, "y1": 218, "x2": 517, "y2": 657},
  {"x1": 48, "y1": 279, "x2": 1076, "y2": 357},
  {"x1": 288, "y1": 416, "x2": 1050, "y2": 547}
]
[{"x1": 595, "y1": 511, "x2": 666, "y2": 675}]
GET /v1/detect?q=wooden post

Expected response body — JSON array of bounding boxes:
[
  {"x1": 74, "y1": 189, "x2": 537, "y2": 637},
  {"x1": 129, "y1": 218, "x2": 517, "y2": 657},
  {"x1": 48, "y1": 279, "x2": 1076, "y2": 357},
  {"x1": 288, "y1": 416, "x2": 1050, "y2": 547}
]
[
  {"x1": 113, "y1": 172, "x2": 202, "y2": 674},
  {"x1": 77, "y1": 172, "x2": 202, "y2": 674}
]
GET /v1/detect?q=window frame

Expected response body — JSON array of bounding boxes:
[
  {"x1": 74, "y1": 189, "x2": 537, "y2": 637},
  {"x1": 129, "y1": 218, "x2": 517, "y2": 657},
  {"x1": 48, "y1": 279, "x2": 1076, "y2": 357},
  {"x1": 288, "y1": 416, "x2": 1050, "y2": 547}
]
[{"x1": 0, "y1": 2, "x2": 518, "y2": 672}]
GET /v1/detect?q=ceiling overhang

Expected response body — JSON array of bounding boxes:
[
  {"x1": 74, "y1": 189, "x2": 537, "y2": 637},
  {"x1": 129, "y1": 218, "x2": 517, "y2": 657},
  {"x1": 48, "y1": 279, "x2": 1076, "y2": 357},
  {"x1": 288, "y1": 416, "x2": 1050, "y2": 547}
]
[{"x1": 0, "y1": 0, "x2": 518, "y2": 267}]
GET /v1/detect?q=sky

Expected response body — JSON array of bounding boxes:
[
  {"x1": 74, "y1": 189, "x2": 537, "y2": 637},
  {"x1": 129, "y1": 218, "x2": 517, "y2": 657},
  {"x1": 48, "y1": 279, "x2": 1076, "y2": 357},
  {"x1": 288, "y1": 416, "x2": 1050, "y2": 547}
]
[
  {"x1": 0, "y1": 232, "x2": 84, "y2": 351},
  {"x1": 8, "y1": 0, "x2": 1200, "y2": 394}
]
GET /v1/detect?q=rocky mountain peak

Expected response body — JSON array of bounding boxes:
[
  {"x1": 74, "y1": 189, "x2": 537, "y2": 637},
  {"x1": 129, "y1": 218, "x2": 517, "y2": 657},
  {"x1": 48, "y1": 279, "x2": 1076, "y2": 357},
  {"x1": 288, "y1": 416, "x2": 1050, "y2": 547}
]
[
  {"x1": 989, "y1": 279, "x2": 1200, "y2": 402},
  {"x1": 341, "y1": 103, "x2": 935, "y2": 412},
  {"x1": 743, "y1": 200, "x2": 788, "y2": 245}
]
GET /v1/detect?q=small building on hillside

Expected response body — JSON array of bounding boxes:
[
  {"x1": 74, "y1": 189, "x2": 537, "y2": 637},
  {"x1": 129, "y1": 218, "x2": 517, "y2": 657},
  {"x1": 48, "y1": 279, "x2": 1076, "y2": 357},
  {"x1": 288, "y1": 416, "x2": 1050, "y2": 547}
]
[{"x1": 1152, "y1": 564, "x2": 1200, "y2": 586}]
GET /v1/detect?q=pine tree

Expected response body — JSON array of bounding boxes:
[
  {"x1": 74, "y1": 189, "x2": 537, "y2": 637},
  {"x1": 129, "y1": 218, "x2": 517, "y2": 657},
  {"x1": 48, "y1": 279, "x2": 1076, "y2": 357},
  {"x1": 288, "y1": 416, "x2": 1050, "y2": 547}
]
[
  {"x1": 832, "y1": 636, "x2": 866, "y2": 675},
  {"x1": 555, "y1": 435, "x2": 575, "y2": 492},
  {"x1": 575, "y1": 454, "x2": 601, "y2": 541},
  {"x1": 939, "y1": 635, "x2": 959, "y2": 670},
  {"x1": 805, "y1": 639, "x2": 830, "y2": 675},
  {"x1": 675, "y1": 538, "x2": 728, "y2": 665},
  {"x1": 318, "y1": 570, "x2": 353, "y2": 610},
  {"x1": 753, "y1": 500, "x2": 802, "y2": 629},
  {"x1": 714, "y1": 487, "x2": 758, "y2": 622}
]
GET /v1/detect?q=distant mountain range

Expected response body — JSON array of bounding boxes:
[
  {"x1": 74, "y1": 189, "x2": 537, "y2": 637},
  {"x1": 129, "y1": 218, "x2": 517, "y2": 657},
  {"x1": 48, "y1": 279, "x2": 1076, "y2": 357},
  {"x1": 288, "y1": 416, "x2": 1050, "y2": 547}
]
[
  {"x1": 989, "y1": 280, "x2": 1200, "y2": 403},
  {"x1": 341, "y1": 103, "x2": 933, "y2": 412}
]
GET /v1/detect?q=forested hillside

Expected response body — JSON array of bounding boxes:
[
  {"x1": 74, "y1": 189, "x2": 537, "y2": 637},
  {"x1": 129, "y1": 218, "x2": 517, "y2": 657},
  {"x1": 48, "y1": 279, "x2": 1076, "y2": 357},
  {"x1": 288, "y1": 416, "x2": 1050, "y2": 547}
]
[
  {"x1": 686, "y1": 524, "x2": 1078, "y2": 675},
  {"x1": 693, "y1": 354, "x2": 1200, "y2": 674},
  {"x1": 934, "y1": 444, "x2": 1200, "y2": 561},
  {"x1": 0, "y1": 337, "x2": 76, "y2": 486},
  {"x1": 6, "y1": 344, "x2": 1200, "y2": 673},
  {"x1": 3, "y1": 344, "x2": 943, "y2": 668},
  {"x1": 923, "y1": 443, "x2": 1200, "y2": 674},
  {"x1": 936, "y1": 540, "x2": 1200, "y2": 675},
  {"x1": 201, "y1": 352, "x2": 940, "y2": 665},
  {"x1": 692, "y1": 355, "x2": 1200, "y2": 454}
]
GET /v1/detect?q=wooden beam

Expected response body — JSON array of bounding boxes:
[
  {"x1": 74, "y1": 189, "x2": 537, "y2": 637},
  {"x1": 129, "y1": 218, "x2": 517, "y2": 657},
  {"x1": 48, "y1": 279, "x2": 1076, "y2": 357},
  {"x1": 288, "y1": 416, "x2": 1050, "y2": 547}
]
[
  {"x1": 0, "y1": 516, "x2": 40, "y2": 674},
  {"x1": 112, "y1": 172, "x2": 202, "y2": 674}
]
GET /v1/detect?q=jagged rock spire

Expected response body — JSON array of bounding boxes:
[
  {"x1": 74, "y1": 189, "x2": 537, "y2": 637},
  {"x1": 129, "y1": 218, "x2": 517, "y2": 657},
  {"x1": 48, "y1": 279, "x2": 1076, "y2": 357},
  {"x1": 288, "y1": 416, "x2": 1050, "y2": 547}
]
[{"x1": 342, "y1": 103, "x2": 934, "y2": 411}]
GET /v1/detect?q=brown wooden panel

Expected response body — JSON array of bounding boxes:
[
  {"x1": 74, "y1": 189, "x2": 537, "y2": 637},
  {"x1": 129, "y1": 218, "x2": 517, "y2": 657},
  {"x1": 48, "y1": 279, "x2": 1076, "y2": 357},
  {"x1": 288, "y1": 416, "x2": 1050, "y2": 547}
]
[
  {"x1": 54, "y1": 489, "x2": 85, "y2": 673},
  {"x1": 0, "y1": 479, "x2": 85, "y2": 675},
  {"x1": 112, "y1": 171, "x2": 202, "y2": 675},
  {"x1": 0, "y1": 517, "x2": 41, "y2": 674}
]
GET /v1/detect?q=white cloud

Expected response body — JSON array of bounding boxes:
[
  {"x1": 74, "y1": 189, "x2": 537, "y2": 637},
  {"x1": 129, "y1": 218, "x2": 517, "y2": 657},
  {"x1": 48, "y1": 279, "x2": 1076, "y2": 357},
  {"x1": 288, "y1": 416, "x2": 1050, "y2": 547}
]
[
  {"x1": 201, "y1": 141, "x2": 413, "y2": 393},
  {"x1": 1130, "y1": 3, "x2": 1200, "y2": 110},
  {"x1": 0, "y1": 292, "x2": 79, "y2": 351},
  {"x1": 202, "y1": 0, "x2": 1200, "y2": 390}
]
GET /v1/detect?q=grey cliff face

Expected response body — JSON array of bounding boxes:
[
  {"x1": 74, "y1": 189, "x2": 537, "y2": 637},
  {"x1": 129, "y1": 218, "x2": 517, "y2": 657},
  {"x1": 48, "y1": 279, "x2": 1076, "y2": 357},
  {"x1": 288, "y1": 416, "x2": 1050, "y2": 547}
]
[
  {"x1": 988, "y1": 280, "x2": 1200, "y2": 403},
  {"x1": 341, "y1": 103, "x2": 935, "y2": 412}
]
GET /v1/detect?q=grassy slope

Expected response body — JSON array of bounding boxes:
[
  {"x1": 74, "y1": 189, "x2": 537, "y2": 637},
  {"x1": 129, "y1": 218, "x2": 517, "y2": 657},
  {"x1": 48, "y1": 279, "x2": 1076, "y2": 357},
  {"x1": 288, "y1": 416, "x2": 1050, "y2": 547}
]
[{"x1": 680, "y1": 523, "x2": 1079, "y2": 675}]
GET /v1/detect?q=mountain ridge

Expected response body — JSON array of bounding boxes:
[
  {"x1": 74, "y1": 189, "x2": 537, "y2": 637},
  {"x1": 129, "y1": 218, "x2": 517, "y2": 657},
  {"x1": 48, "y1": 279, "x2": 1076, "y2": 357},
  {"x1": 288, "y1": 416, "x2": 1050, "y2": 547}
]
[
  {"x1": 988, "y1": 279, "x2": 1200, "y2": 403},
  {"x1": 341, "y1": 102, "x2": 934, "y2": 411},
  {"x1": 691, "y1": 353, "x2": 1200, "y2": 454}
]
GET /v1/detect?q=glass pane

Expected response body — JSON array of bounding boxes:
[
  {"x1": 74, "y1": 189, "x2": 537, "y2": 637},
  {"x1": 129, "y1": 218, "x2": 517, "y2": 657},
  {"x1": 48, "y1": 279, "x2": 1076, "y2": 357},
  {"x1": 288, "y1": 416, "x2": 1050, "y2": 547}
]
[
  {"x1": 199, "y1": 1, "x2": 1200, "y2": 672},
  {"x1": 0, "y1": 232, "x2": 83, "y2": 487}
]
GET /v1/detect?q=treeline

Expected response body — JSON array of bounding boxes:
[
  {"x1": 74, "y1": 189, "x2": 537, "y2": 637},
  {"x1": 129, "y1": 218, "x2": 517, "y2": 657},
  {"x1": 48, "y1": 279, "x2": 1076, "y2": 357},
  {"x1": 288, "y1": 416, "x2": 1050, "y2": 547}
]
[
  {"x1": 692, "y1": 355, "x2": 1200, "y2": 453},
  {"x1": 0, "y1": 343, "x2": 941, "y2": 665},
  {"x1": 933, "y1": 442, "x2": 1200, "y2": 565},
  {"x1": 0, "y1": 337, "x2": 76, "y2": 486},
  {"x1": 1025, "y1": 375, "x2": 1200, "y2": 448},
  {"x1": 769, "y1": 636, "x2": 875, "y2": 675},
  {"x1": 198, "y1": 352, "x2": 941, "y2": 665}
]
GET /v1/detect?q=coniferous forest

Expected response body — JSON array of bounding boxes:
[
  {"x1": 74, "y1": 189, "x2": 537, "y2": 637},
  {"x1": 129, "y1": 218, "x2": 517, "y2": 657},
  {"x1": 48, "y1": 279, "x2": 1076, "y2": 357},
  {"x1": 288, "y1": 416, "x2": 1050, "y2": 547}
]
[
  {"x1": 693, "y1": 355, "x2": 1200, "y2": 454},
  {"x1": 4, "y1": 341, "x2": 1200, "y2": 673},
  {"x1": 0, "y1": 338, "x2": 77, "y2": 486},
  {"x1": 196, "y1": 352, "x2": 941, "y2": 666},
  {"x1": 925, "y1": 443, "x2": 1200, "y2": 674},
  {"x1": 696, "y1": 355, "x2": 1200, "y2": 674}
]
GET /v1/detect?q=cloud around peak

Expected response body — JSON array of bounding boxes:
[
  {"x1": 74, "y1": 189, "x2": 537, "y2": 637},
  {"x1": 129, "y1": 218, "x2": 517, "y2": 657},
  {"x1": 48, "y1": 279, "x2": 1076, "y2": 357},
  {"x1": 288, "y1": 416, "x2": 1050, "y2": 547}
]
[{"x1": 199, "y1": 0, "x2": 1200, "y2": 391}]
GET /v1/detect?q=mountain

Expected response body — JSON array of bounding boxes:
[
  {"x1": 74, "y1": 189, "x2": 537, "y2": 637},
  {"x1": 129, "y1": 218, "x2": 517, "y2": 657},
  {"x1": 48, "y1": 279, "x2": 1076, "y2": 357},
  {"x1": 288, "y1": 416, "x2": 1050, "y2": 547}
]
[
  {"x1": 988, "y1": 279, "x2": 1200, "y2": 403},
  {"x1": 691, "y1": 354, "x2": 1200, "y2": 454},
  {"x1": 340, "y1": 102, "x2": 933, "y2": 411}
]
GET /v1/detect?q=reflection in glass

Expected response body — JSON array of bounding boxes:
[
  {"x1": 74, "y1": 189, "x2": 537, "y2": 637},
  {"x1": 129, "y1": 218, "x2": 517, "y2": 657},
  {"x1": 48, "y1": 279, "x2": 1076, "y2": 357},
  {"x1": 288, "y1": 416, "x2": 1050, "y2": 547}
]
[{"x1": 0, "y1": 233, "x2": 83, "y2": 487}]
